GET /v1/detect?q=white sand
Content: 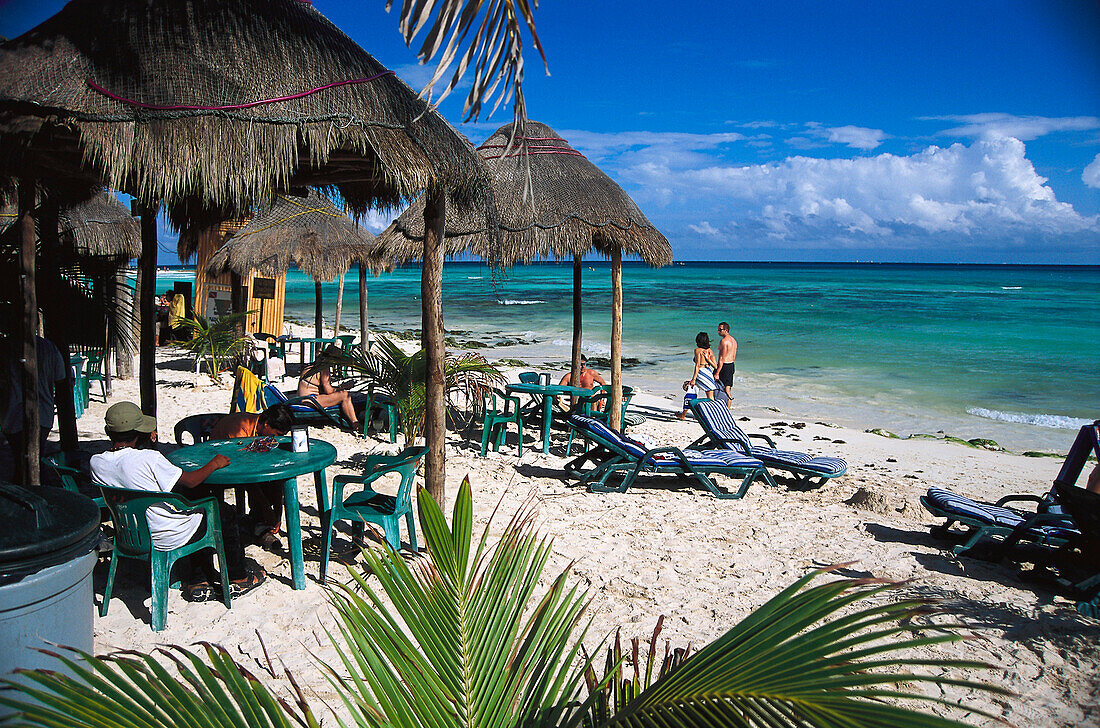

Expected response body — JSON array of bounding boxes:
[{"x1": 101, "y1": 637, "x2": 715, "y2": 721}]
[{"x1": 71, "y1": 332, "x2": 1098, "y2": 727}]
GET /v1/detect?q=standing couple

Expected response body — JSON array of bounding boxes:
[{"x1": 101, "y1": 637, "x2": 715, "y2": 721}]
[{"x1": 677, "y1": 322, "x2": 736, "y2": 419}]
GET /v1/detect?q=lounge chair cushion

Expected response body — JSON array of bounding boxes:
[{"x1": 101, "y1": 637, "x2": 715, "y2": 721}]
[
  {"x1": 693, "y1": 400, "x2": 847, "y2": 476},
  {"x1": 924, "y1": 487, "x2": 1078, "y2": 537},
  {"x1": 571, "y1": 415, "x2": 760, "y2": 469}
]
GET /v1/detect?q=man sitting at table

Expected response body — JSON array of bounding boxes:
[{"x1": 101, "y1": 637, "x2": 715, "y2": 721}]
[
  {"x1": 210, "y1": 403, "x2": 294, "y2": 551},
  {"x1": 558, "y1": 355, "x2": 607, "y2": 410},
  {"x1": 297, "y1": 344, "x2": 363, "y2": 431},
  {"x1": 90, "y1": 402, "x2": 265, "y2": 602}
]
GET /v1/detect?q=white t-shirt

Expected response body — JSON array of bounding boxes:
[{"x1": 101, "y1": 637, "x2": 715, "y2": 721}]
[{"x1": 90, "y1": 448, "x2": 202, "y2": 551}]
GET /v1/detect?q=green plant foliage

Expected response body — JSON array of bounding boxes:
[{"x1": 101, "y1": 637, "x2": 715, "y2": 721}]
[
  {"x1": 306, "y1": 335, "x2": 505, "y2": 445},
  {"x1": 173, "y1": 310, "x2": 255, "y2": 382},
  {"x1": 1, "y1": 484, "x2": 1008, "y2": 728}
]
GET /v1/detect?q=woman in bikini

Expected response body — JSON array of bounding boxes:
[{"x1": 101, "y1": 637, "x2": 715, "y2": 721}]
[
  {"x1": 297, "y1": 345, "x2": 362, "y2": 430},
  {"x1": 677, "y1": 331, "x2": 718, "y2": 420}
]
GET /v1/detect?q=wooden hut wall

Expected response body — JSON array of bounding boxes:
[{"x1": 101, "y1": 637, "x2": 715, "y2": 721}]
[{"x1": 190, "y1": 220, "x2": 286, "y2": 335}]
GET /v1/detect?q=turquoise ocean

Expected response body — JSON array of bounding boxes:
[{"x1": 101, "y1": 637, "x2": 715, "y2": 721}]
[{"x1": 159, "y1": 263, "x2": 1099, "y2": 452}]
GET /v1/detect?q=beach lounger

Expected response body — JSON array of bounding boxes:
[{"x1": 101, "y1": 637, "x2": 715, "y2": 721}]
[
  {"x1": 565, "y1": 414, "x2": 771, "y2": 499},
  {"x1": 920, "y1": 422, "x2": 1098, "y2": 558},
  {"x1": 688, "y1": 399, "x2": 847, "y2": 487},
  {"x1": 228, "y1": 366, "x2": 357, "y2": 432}
]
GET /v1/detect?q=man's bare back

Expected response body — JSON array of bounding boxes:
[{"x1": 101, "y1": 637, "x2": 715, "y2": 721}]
[{"x1": 716, "y1": 322, "x2": 737, "y2": 408}]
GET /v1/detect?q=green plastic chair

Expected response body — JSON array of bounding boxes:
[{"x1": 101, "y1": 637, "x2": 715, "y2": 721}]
[
  {"x1": 173, "y1": 412, "x2": 224, "y2": 446},
  {"x1": 84, "y1": 350, "x2": 107, "y2": 402},
  {"x1": 566, "y1": 385, "x2": 635, "y2": 455},
  {"x1": 319, "y1": 446, "x2": 428, "y2": 581},
  {"x1": 480, "y1": 388, "x2": 523, "y2": 457},
  {"x1": 97, "y1": 485, "x2": 232, "y2": 632},
  {"x1": 365, "y1": 388, "x2": 399, "y2": 443},
  {"x1": 69, "y1": 354, "x2": 88, "y2": 415},
  {"x1": 41, "y1": 452, "x2": 106, "y2": 511}
]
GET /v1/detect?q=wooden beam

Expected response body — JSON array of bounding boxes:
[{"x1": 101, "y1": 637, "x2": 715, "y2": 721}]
[
  {"x1": 609, "y1": 247, "x2": 623, "y2": 430},
  {"x1": 358, "y1": 261, "x2": 369, "y2": 356},
  {"x1": 422, "y1": 188, "x2": 447, "y2": 505},
  {"x1": 314, "y1": 281, "x2": 323, "y2": 339},
  {"x1": 571, "y1": 255, "x2": 582, "y2": 387},
  {"x1": 18, "y1": 178, "x2": 39, "y2": 486},
  {"x1": 39, "y1": 199, "x2": 78, "y2": 452},
  {"x1": 138, "y1": 202, "x2": 159, "y2": 417}
]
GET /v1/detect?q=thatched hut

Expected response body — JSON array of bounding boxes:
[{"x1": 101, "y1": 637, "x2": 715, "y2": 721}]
[
  {"x1": 0, "y1": 0, "x2": 488, "y2": 490},
  {"x1": 200, "y1": 190, "x2": 390, "y2": 343},
  {"x1": 378, "y1": 121, "x2": 673, "y2": 428}
]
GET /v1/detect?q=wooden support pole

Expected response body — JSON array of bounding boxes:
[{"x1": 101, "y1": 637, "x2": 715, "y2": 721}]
[
  {"x1": 334, "y1": 270, "x2": 345, "y2": 338},
  {"x1": 422, "y1": 188, "x2": 447, "y2": 504},
  {"x1": 358, "y1": 261, "x2": 369, "y2": 356},
  {"x1": 138, "y1": 202, "x2": 158, "y2": 417},
  {"x1": 314, "y1": 281, "x2": 323, "y2": 339},
  {"x1": 571, "y1": 255, "x2": 582, "y2": 388},
  {"x1": 609, "y1": 247, "x2": 623, "y2": 431},
  {"x1": 18, "y1": 179, "x2": 40, "y2": 486},
  {"x1": 39, "y1": 200, "x2": 77, "y2": 452}
]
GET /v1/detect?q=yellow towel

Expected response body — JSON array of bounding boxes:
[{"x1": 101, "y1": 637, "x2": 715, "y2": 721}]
[
  {"x1": 235, "y1": 366, "x2": 264, "y2": 413},
  {"x1": 167, "y1": 293, "x2": 186, "y2": 328}
]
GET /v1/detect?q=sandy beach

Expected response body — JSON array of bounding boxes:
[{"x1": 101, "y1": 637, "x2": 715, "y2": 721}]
[{"x1": 38, "y1": 326, "x2": 1090, "y2": 728}]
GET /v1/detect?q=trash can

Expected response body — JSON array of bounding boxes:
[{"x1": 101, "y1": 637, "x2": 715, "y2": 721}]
[{"x1": 0, "y1": 482, "x2": 100, "y2": 718}]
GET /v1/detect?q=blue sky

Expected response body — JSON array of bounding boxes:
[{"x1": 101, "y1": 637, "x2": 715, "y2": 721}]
[{"x1": 3, "y1": 0, "x2": 1098, "y2": 263}]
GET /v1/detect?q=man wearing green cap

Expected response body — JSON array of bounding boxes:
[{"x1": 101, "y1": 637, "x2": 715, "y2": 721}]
[{"x1": 90, "y1": 401, "x2": 265, "y2": 601}]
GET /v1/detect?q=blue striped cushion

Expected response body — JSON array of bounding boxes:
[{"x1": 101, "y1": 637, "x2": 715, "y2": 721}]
[
  {"x1": 650, "y1": 449, "x2": 761, "y2": 468},
  {"x1": 749, "y1": 447, "x2": 848, "y2": 476},
  {"x1": 693, "y1": 400, "x2": 752, "y2": 450},
  {"x1": 925, "y1": 487, "x2": 1078, "y2": 537},
  {"x1": 572, "y1": 415, "x2": 648, "y2": 458}
]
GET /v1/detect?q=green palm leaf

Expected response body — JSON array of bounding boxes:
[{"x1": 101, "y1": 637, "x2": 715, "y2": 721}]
[
  {"x1": 319, "y1": 477, "x2": 594, "y2": 728},
  {"x1": 173, "y1": 310, "x2": 255, "y2": 381},
  {"x1": 0, "y1": 643, "x2": 316, "y2": 728},
  {"x1": 586, "y1": 571, "x2": 1009, "y2": 728}
]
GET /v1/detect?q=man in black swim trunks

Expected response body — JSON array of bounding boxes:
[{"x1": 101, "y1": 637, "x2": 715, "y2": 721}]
[{"x1": 716, "y1": 321, "x2": 737, "y2": 410}]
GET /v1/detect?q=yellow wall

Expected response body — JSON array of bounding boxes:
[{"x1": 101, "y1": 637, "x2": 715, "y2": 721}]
[{"x1": 190, "y1": 220, "x2": 286, "y2": 335}]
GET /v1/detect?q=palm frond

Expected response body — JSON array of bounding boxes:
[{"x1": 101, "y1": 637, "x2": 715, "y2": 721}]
[
  {"x1": 0, "y1": 643, "x2": 316, "y2": 728},
  {"x1": 389, "y1": 0, "x2": 547, "y2": 125},
  {"x1": 320, "y1": 477, "x2": 594, "y2": 728},
  {"x1": 585, "y1": 570, "x2": 1010, "y2": 728},
  {"x1": 174, "y1": 311, "x2": 255, "y2": 380}
]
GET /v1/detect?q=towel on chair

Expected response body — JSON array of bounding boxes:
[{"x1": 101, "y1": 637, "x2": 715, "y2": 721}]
[{"x1": 235, "y1": 366, "x2": 264, "y2": 413}]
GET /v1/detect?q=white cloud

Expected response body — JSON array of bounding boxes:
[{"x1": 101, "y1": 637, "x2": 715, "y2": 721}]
[
  {"x1": 928, "y1": 113, "x2": 1100, "y2": 141},
  {"x1": 819, "y1": 125, "x2": 887, "y2": 151},
  {"x1": 613, "y1": 136, "x2": 1097, "y2": 248},
  {"x1": 688, "y1": 221, "x2": 720, "y2": 236},
  {"x1": 1084, "y1": 153, "x2": 1100, "y2": 188},
  {"x1": 353, "y1": 208, "x2": 401, "y2": 233}
]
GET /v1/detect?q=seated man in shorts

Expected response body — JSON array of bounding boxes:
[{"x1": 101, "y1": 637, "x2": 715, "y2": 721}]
[
  {"x1": 210, "y1": 403, "x2": 295, "y2": 551},
  {"x1": 90, "y1": 402, "x2": 264, "y2": 602}
]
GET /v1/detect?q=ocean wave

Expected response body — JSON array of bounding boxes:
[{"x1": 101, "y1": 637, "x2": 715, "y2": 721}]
[
  {"x1": 467, "y1": 276, "x2": 483, "y2": 280},
  {"x1": 1001, "y1": 286, "x2": 1022, "y2": 290},
  {"x1": 498, "y1": 299, "x2": 546, "y2": 305},
  {"x1": 966, "y1": 407, "x2": 1091, "y2": 429}
]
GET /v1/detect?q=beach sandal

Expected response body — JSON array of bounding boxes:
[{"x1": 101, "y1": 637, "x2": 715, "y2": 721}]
[
  {"x1": 183, "y1": 582, "x2": 217, "y2": 603},
  {"x1": 228, "y1": 570, "x2": 266, "y2": 598}
]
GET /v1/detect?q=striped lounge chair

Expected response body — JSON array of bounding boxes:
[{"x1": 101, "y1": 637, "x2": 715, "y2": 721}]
[
  {"x1": 920, "y1": 486, "x2": 1078, "y2": 556},
  {"x1": 565, "y1": 414, "x2": 771, "y2": 499},
  {"x1": 688, "y1": 399, "x2": 847, "y2": 487}
]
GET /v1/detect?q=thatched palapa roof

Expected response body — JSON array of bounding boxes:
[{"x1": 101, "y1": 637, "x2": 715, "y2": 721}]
[
  {"x1": 205, "y1": 190, "x2": 389, "y2": 282},
  {"x1": 0, "y1": 0, "x2": 489, "y2": 227},
  {"x1": 377, "y1": 121, "x2": 672, "y2": 267},
  {"x1": 0, "y1": 189, "x2": 139, "y2": 260}
]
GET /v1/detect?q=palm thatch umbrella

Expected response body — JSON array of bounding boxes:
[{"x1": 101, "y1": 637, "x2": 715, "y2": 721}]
[
  {"x1": 204, "y1": 189, "x2": 390, "y2": 346},
  {"x1": 377, "y1": 121, "x2": 673, "y2": 428},
  {"x1": 0, "y1": 0, "x2": 488, "y2": 491}
]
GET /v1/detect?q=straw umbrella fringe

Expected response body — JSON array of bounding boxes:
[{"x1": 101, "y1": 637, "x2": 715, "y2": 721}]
[
  {"x1": 377, "y1": 121, "x2": 672, "y2": 429},
  {"x1": 204, "y1": 190, "x2": 390, "y2": 341}
]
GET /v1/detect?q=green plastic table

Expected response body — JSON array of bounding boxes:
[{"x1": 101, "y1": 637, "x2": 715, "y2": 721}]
[
  {"x1": 166, "y1": 436, "x2": 337, "y2": 590},
  {"x1": 282, "y1": 336, "x2": 339, "y2": 372},
  {"x1": 505, "y1": 382, "x2": 594, "y2": 453}
]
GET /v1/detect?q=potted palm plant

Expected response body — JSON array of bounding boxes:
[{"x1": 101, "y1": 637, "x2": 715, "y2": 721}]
[
  {"x1": 0, "y1": 479, "x2": 1005, "y2": 727},
  {"x1": 172, "y1": 310, "x2": 255, "y2": 383}
]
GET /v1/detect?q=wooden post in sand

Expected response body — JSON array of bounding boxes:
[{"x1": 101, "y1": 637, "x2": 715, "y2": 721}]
[
  {"x1": 138, "y1": 202, "x2": 158, "y2": 418},
  {"x1": 17, "y1": 179, "x2": 40, "y2": 486},
  {"x1": 358, "y1": 261, "x2": 369, "y2": 356},
  {"x1": 39, "y1": 200, "x2": 77, "y2": 452},
  {"x1": 571, "y1": 255, "x2": 583, "y2": 387},
  {"x1": 609, "y1": 246, "x2": 623, "y2": 430},
  {"x1": 314, "y1": 281, "x2": 323, "y2": 339},
  {"x1": 334, "y1": 270, "x2": 345, "y2": 337},
  {"x1": 422, "y1": 188, "x2": 447, "y2": 503}
]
